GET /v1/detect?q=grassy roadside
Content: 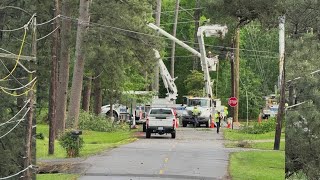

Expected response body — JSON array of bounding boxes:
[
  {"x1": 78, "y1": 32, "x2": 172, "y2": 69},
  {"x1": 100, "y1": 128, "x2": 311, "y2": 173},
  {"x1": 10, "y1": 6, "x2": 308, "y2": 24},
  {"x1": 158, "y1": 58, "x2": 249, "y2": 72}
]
[
  {"x1": 224, "y1": 128, "x2": 285, "y2": 179},
  {"x1": 230, "y1": 151, "x2": 285, "y2": 180},
  {"x1": 225, "y1": 141, "x2": 285, "y2": 151},
  {"x1": 223, "y1": 129, "x2": 285, "y2": 141},
  {"x1": 37, "y1": 173, "x2": 79, "y2": 180},
  {"x1": 37, "y1": 124, "x2": 137, "y2": 159}
]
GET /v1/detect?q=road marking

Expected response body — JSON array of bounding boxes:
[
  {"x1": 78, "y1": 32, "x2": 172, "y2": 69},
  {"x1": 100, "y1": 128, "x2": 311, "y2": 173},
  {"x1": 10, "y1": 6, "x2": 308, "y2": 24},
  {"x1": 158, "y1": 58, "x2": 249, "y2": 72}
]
[
  {"x1": 164, "y1": 157, "x2": 169, "y2": 163},
  {"x1": 159, "y1": 169, "x2": 164, "y2": 174}
]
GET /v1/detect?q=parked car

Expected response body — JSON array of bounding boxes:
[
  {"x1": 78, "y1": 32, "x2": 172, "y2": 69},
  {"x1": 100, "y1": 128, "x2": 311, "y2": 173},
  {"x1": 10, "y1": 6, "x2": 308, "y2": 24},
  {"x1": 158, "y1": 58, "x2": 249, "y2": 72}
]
[{"x1": 145, "y1": 108, "x2": 177, "y2": 139}]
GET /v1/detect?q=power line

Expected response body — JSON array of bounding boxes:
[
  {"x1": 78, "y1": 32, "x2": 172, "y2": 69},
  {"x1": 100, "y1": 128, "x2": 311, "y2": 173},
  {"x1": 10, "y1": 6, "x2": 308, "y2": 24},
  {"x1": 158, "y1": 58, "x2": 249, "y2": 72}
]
[
  {"x1": 0, "y1": 108, "x2": 29, "y2": 139},
  {"x1": 0, "y1": 99, "x2": 30, "y2": 127},
  {"x1": 0, "y1": 77, "x2": 36, "y2": 91},
  {"x1": 0, "y1": 27, "x2": 28, "y2": 81},
  {"x1": 0, "y1": 6, "x2": 32, "y2": 16},
  {"x1": 0, "y1": 13, "x2": 35, "y2": 32},
  {"x1": 0, "y1": 165, "x2": 33, "y2": 180},
  {"x1": 161, "y1": 20, "x2": 200, "y2": 25},
  {"x1": 37, "y1": 26, "x2": 60, "y2": 41},
  {"x1": 152, "y1": 7, "x2": 204, "y2": 14},
  {"x1": 59, "y1": 15, "x2": 279, "y2": 55},
  {"x1": 36, "y1": 14, "x2": 61, "y2": 26}
]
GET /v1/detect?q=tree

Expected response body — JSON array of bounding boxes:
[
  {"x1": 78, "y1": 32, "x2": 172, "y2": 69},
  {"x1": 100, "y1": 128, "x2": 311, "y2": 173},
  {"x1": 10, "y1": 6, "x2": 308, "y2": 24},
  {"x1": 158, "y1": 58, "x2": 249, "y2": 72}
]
[
  {"x1": 67, "y1": 0, "x2": 90, "y2": 129},
  {"x1": 56, "y1": 0, "x2": 72, "y2": 135},
  {"x1": 285, "y1": 33, "x2": 320, "y2": 178},
  {"x1": 184, "y1": 70, "x2": 204, "y2": 97}
]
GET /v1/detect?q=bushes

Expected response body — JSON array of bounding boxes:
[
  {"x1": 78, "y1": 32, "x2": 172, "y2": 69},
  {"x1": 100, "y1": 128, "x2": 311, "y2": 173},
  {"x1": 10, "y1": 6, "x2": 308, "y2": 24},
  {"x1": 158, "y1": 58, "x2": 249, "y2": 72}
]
[
  {"x1": 59, "y1": 130, "x2": 84, "y2": 157},
  {"x1": 240, "y1": 118, "x2": 276, "y2": 134},
  {"x1": 78, "y1": 110, "x2": 129, "y2": 132}
]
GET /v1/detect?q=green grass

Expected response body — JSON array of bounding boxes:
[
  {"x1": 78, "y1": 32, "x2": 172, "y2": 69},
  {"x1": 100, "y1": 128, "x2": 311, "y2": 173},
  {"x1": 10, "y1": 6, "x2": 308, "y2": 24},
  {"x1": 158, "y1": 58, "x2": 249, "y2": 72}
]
[
  {"x1": 252, "y1": 141, "x2": 285, "y2": 151},
  {"x1": 37, "y1": 124, "x2": 136, "y2": 159},
  {"x1": 223, "y1": 129, "x2": 285, "y2": 141},
  {"x1": 230, "y1": 151, "x2": 285, "y2": 180},
  {"x1": 225, "y1": 141, "x2": 285, "y2": 151},
  {"x1": 37, "y1": 173, "x2": 79, "y2": 180}
]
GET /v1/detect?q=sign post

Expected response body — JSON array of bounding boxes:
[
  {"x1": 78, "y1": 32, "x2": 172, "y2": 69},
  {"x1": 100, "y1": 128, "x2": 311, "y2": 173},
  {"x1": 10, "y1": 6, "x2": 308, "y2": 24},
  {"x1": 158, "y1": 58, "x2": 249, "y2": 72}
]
[{"x1": 228, "y1": 97, "x2": 238, "y2": 129}]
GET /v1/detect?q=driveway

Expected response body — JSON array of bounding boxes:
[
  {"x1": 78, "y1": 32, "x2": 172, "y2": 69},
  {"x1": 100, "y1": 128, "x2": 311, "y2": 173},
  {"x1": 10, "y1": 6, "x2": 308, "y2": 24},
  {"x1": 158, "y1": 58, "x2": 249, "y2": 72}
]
[{"x1": 79, "y1": 127, "x2": 230, "y2": 180}]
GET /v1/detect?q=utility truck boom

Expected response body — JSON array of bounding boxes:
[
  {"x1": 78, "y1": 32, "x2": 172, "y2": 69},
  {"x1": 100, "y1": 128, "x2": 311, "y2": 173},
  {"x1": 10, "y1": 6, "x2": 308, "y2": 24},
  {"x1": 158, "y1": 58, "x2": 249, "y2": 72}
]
[
  {"x1": 148, "y1": 23, "x2": 228, "y2": 127},
  {"x1": 154, "y1": 49, "x2": 178, "y2": 101}
]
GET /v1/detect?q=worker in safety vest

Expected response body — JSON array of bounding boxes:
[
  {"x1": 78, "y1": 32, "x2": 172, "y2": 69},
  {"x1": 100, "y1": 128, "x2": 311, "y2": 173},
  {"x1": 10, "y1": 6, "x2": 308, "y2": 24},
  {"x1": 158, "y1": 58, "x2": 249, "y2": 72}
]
[
  {"x1": 192, "y1": 106, "x2": 200, "y2": 127},
  {"x1": 216, "y1": 111, "x2": 222, "y2": 133}
]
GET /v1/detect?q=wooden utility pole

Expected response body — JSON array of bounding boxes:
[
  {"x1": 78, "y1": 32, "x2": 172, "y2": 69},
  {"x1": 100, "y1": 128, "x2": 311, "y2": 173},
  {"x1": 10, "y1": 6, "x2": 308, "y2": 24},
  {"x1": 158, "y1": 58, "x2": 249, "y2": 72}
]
[
  {"x1": 274, "y1": 16, "x2": 285, "y2": 150},
  {"x1": 153, "y1": 0, "x2": 161, "y2": 92},
  {"x1": 24, "y1": 14, "x2": 37, "y2": 180},
  {"x1": 67, "y1": 0, "x2": 90, "y2": 129},
  {"x1": 233, "y1": 28, "x2": 240, "y2": 125},
  {"x1": 230, "y1": 50, "x2": 235, "y2": 129},
  {"x1": 193, "y1": 0, "x2": 201, "y2": 70},
  {"x1": 48, "y1": 0, "x2": 60, "y2": 155},
  {"x1": 170, "y1": 0, "x2": 180, "y2": 78}
]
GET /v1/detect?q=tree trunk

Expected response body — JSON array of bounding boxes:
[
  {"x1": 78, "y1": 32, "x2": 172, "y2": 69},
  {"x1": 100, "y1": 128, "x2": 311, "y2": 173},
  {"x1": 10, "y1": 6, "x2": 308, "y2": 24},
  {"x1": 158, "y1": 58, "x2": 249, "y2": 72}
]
[
  {"x1": 193, "y1": 0, "x2": 201, "y2": 70},
  {"x1": 170, "y1": 0, "x2": 179, "y2": 78},
  {"x1": 93, "y1": 76, "x2": 102, "y2": 115},
  {"x1": 82, "y1": 77, "x2": 92, "y2": 112},
  {"x1": 49, "y1": 0, "x2": 60, "y2": 154},
  {"x1": 56, "y1": 0, "x2": 71, "y2": 135},
  {"x1": 67, "y1": 0, "x2": 90, "y2": 129}
]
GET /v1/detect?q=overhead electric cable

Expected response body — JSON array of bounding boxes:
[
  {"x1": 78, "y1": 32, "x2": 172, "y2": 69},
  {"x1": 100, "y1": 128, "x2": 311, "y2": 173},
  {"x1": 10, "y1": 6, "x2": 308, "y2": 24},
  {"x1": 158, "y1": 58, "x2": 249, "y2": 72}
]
[{"x1": 0, "y1": 108, "x2": 30, "y2": 139}]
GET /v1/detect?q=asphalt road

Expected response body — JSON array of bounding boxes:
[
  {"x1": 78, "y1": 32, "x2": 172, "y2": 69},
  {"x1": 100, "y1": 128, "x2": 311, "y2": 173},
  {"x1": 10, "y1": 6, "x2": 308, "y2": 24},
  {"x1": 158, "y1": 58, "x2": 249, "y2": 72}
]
[{"x1": 79, "y1": 127, "x2": 230, "y2": 180}]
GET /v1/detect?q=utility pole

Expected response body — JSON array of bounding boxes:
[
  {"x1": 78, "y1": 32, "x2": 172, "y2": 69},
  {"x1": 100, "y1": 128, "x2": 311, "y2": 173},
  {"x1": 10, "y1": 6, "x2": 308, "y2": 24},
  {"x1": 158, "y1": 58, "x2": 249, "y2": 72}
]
[
  {"x1": 153, "y1": 0, "x2": 162, "y2": 92},
  {"x1": 230, "y1": 50, "x2": 235, "y2": 129},
  {"x1": 24, "y1": 14, "x2": 37, "y2": 180},
  {"x1": 234, "y1": 27, "x2": 240, "y2": 126},
  {"x1": 49, "y1": 0, "x2": 60, "y2": 155},
  {"x1": 170, "y1": 0, "x2": 179, "y2": 78},
  {"x1": 193, "y1": 0, "x2": 201, "y2": 70},
  {"x1": 274, "y1": 15, "x2": 285, "y2": 150}
]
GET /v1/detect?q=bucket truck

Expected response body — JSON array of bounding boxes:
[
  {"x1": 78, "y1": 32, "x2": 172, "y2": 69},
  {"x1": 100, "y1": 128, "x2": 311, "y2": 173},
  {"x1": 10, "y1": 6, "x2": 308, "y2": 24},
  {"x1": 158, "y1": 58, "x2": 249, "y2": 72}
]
[{"x1": 148, "y1": 23, "x2": 228, "y2": 127}]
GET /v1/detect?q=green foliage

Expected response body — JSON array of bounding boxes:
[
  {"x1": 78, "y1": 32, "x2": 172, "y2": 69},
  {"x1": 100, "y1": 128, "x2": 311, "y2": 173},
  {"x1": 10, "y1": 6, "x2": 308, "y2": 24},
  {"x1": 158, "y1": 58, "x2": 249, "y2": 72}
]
[
  {"x1": 285, "y1": 33, "x2": 320, "y2": 179},
  {"x1": 240, "y1": 118, "x2": 276, "y2": 134},
  {"x1": 184, "y1": 70, "x2": 204, "y2": 96},
  {"x1": 59, "y1": 130, "x2": 84, "y2": 158},
  {"x1": 78, "y1": 110, "x2": 129, "y2": 132}
]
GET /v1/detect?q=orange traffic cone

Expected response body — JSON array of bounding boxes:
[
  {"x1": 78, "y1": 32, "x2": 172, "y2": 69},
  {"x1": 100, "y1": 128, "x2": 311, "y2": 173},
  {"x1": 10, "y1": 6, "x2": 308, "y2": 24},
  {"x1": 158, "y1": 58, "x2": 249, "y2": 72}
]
[
  {"x1": 210, "y1": 121, "x2": 215, "y2": 128},
  {"x1": 227, "y1": 121, "x2": 231, "y2": 128}
]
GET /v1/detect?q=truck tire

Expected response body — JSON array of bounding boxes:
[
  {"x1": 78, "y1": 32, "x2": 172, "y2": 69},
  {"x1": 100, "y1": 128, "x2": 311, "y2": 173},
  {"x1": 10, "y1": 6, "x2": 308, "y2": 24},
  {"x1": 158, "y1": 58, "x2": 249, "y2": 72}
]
[
  {"x1": 146, "y1": 130, "x2": 151, "y2": 138},
  {"x1": 182, "y1": 122, "x2": 187, "y2": 127},
  {"x1": 142, "y1": 123, "x2": 146, "y2": 132},
  {"x1": 205, "y1": 122, "x2": 209, "y2": 128},
  {"x1": 171, "y1": 132, "x2": 176, "y2": 139}
]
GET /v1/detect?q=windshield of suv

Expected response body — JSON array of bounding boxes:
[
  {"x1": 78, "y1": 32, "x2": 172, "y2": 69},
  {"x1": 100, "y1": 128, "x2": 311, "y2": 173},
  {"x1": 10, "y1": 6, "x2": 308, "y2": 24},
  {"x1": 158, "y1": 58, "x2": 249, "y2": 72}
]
[{"x1": 187, "y1": 99, "x2": 209, "y2": 107}]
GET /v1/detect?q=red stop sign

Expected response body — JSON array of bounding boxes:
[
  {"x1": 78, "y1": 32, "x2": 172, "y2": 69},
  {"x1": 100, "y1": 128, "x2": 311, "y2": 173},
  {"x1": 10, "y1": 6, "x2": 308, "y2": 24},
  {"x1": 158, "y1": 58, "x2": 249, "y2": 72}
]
[{"x1": 228, "y1": 97, "x2": 238, "y2": 107}]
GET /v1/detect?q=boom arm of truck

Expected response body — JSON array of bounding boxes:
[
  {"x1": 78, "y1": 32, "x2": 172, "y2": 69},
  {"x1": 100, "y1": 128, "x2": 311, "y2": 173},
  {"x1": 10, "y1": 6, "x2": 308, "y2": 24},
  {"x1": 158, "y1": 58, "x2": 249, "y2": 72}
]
[
  {"x1": 148, "y1": 23, "x2": 227, "y2": 98},
  {"x1": 154, "y1": 49, "x2": 178, "y2": 101},
  {"x1": 197, "y1": 25, "x2": 228, "y2": 98}
]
